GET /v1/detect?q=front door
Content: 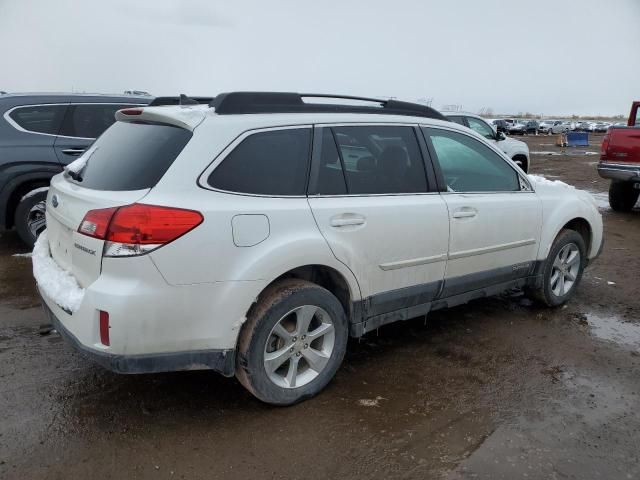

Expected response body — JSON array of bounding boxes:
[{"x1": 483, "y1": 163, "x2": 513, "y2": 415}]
[
  {"x1": 422, "y1": 126, "x2": 542, "y2": 297},
  {"x1": 308, "y1": 125, "x2": 450, "y2": 319}
]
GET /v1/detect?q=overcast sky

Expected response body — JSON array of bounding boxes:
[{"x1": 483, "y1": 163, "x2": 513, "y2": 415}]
[{"x1": 1, "y1": 0, "x2": 638, "y2": 116}]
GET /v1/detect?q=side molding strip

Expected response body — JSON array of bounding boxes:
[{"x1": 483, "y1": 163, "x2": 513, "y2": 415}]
[
  {"x1": 379, "y1": 253, "x2": 447, "y2": 271},
  {"x1": 448, "y1": 238, "x2": 536, "y2": 260}
]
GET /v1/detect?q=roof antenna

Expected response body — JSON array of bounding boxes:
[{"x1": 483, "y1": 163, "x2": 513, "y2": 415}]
[{"x1": 179, "y1": 94, "x2": 199, "y2": 106}]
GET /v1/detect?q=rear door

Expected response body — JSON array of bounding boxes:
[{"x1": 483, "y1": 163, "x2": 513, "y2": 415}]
[
  {"x1": 422, "y1": 126, "x2": 542, "y2": 297},
  {"x1": 45, "y1": 120, "x2": 193, "y2": 287},
  {"x1": 53, "y1": 103, "x2": 141, "y2": 165},
  {"x1": 308, "y1": 125, "x2": 449, "y2": 318}
]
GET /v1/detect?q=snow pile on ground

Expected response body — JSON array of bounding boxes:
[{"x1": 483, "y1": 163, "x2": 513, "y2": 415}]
[
  {"x1": 528, "y1": 174, "x2": 574, "y2": 189},
  {"x1": 32, "y1": 230, "x2": 84, "y2": 312},
  {"x1": 20, "y1": 186, "x2": 49, "y2": 202}
]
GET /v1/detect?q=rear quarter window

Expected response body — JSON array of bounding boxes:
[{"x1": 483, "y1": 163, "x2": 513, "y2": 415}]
[
  {"x1": 67, "y1": 121, "x2": 192, "y2": 191},
  {"x1": 8, "y1": 104, "x2": 67, "y2": 135},
  {"x1": 207, "y1": 128, "x2": 311, "y2": 196}
]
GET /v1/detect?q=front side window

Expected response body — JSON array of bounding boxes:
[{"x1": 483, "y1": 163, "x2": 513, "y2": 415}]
[
  {"x1": 424, "y1": 128, "x2": 520, "y2": 193},
  {"x1": 8, "y1": 105, "x2": 67, "y2": 135},
  {"x1": 208, "y1": 128, "x2": 311, "y2": 196},
  {"x1": 320, "y1": 125, "x2": 428, "y2": 195},
  {"x1": 60, "y1": 104, "x2": 133, "y2": 138},
  {"x1": 466, "y1": 117, "x2": 496, "y2": 140},
  {"x1": 635, "y1": 107, "x2": 640, "y2": 126}
]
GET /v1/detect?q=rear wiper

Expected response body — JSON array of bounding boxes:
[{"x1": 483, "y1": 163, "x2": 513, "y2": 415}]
[{"x1": 64, "y1": 146, "x2": 97, "y2": 182}]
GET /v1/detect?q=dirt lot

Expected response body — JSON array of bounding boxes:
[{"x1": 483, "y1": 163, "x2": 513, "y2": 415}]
[{"x1": 1, "y1": 133, "x2": 639, "y2": 480}]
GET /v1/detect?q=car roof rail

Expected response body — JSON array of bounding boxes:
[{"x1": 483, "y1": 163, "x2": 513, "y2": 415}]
[
  {"x1": 148, "y1": 95, "x2": 214, "y2": 107},
  {"x1": 209, "y1": 92, "x2": 448, "y2": 121}
]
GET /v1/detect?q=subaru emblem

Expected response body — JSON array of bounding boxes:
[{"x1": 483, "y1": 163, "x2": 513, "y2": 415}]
[{"x1": 51, "y1": 194, "x2": 59, "y2": 208}]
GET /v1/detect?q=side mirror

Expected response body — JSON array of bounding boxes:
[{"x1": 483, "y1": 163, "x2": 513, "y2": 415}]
[{"x1": 496, "y1": 131, "x2": 506, "y2": 141}]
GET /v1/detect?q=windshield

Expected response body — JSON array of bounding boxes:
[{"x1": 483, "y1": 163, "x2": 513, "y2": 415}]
[{"x1": 66, "y1": 121, "x2": 192, "y2": 191}]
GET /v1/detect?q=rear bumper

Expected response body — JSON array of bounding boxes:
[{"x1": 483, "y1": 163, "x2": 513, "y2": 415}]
[
  {"x1": 597, "y1": 163, "x2": 640, "y2": 182},
  {"x1": 41, "y1": 296, "x2": 236, "y2": 376}
]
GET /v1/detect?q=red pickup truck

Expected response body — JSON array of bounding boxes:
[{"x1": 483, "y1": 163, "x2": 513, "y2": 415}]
[{"x1": 598, "y1": 101, "x2": 640, "y2": 211}]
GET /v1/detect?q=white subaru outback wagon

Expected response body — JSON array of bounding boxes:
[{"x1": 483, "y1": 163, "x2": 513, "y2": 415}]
[{"x1": 34, "y1": 92, "x2": 603, "y2": 405}]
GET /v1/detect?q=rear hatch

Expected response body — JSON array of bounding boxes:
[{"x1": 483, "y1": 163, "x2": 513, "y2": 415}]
[{"x1": 44, "y1": 118, "x2": 194, "y2": 288}]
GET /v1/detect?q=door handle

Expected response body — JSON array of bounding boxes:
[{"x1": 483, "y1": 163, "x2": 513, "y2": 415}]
[
  {"x1": 330, "y1": 215, "x2": 366, "y2": 227},
  {"x1": 452, "y1": 208, "x2": 477, "y2": 219},
  {"x1": 62, "y1": 148, "x2": 86, "y2": 156}
]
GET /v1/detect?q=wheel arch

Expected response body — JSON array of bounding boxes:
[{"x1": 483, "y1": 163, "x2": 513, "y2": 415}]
[
  {"x1": 252, "y1": 264, "x2": 360, "y2": 325},
  {"x1": 0, "y1": 168, "x2": 60, "y2": 229},
  {"x1": 561, "y1": 217, "x2": 592, "y2": 255},
  {"x1": 512, "y1": 153, "x2": 529, "y2": 172}
]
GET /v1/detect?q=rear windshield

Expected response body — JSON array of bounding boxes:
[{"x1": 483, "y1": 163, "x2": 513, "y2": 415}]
[{"x1": 67, "y1": 121, "x2": 192, "y2": 191}]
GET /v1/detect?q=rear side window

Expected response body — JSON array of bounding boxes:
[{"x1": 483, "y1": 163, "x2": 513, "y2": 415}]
[
  {"x1": 59, "y1": 104, "x2": 134, "y2": 138},
  {"x1": 8, "y1": 105, "x2": 67, "y2": 134},
  {"x1": 208, "y1": 128, "x2": 311, "y2": 196},
  {"x1": 68, "y1": 121, "x2": 192, "y2": 191},
  {"x1": 315, "y1": 125, "x2": 427, "y2": 195}
]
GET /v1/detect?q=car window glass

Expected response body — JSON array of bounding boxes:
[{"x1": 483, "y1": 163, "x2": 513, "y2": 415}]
[
  {"x1": 68, "y1": 121, "x2": 192, "y2": 191},
  {"x1": 208, "y1": 128, "x2": 311, "y2": 196},
  {"x1": 60, "y1": 104, "x2": 132, "y2": 139},
  {"x1": 425, "y1": 128, "x2": 520, "y2": 192},
  {"x1": 312, "y1": 129, "x2": 348, "y2": 195},
  {"x1": 466, "y1": 117, "x2": 495, "y2": 140},
  {"x1": 331, "y1": 125, "x2": 427, "y2": 194},
  {"x1": 635, "y1": 108, "x2": 640, "y2": 126},
  {"x1": 447, "y1": 116, "x2": 466, "y2": 126},
  {"x1": 8, "y1": 105, "x2": 67, "y2": 134}
]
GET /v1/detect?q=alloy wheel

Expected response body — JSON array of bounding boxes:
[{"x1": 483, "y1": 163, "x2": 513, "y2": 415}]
[
  {"x1": 263, "y1": 305, "x2": 336, "y2": 389},
  {"x1": 27, "y1": 201, "x2": 47, "y2": 240},
  {"x1": 550, "y1": 243, "x2": 581, "y2": 297}
]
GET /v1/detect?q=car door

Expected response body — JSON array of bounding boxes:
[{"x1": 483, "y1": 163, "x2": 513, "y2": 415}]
[
  {"x1": 53, "y1": 103, "x2": 138, "y2": 165},
  {"x1": 307, "y1": 125, "x2": 449, "y2": 321},
  {"x1": 422, "y1": 126, "x2": 542, "y2": 298}
]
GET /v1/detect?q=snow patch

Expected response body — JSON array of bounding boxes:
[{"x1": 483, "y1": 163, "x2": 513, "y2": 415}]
[
  {"x1": 20, "y1": 187, "x2": 49, "y2": 202},
  {"x1": 64, "y1": 145, "x2": 98, "y2": 174},
  {"x1": 32, "y1": 230, "x2": 84, "y2": 312},
  {"x1": 358, "y1": 396, "x2": 385, "y2": 407},
  {"x1": 527, "y1": 174, "x2": 573, "y2": 188},
  {"x1": 12, "y1": 252, "x2": 32, "y2": 258}
]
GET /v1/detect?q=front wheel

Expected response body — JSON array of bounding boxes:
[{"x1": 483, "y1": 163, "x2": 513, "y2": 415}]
[
  {"x1": 235, "y1": 279, "x2": 348, "y2": 405},
  {"x1": 529, "y1": 229, "x2": 586, "y2": 307},
  {"x1": 608, "y1": 181, "x2": 639, "y2": 212},
  {"x1": 15, "y1": 190, "x2": 48, "y2": 247}
]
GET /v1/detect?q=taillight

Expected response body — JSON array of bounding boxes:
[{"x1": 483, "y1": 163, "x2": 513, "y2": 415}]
[
  {"x1": 99, "y1": 310, "x2": 110, "y2": 346},
  {"x1": 78, "y1": 207, "x2": 117, "y2": 239},
  {"x1": 600, "y1": 134, "x2": 610, "y2": 161},
  {"x1": 78, "y1": 204, "x2": 203, "y2": 257}
]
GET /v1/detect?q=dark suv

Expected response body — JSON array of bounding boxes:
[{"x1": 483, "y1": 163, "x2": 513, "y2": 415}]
[{"x1": 0, "y1": 93, "x2": 151, "y2": 246}]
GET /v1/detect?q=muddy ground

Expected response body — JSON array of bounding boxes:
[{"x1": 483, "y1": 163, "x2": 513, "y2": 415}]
[{"x1": 1, "y1": 133, "x2": 639, "y2": 479}]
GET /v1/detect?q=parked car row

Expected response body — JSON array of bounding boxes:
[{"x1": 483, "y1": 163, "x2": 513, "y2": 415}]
[{"x1": 489, "y1": 118, "x2": 621, "y2": 135}]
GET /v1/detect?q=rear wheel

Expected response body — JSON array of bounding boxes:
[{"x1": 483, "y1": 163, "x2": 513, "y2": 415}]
[
  {"x1": 529, "y1": 229, "x2": 586, "y2": 307},
  {"x1": 15, "y1": 190, "x2": 48, "y2": 248},
  {"x1": 236, "y1": 279, "x2": 348, "y2": 405},
  {"x1": 608, "y1": 181, "x2": 639, "y2": 212}
]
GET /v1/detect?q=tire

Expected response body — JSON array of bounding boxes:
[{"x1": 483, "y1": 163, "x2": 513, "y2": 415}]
[
  {"x1": 235, "y1": 279, "x2": 348, "y2": 405},
  {"x1": 15, "y1": 190, "x2": 48, "y2": 248},
  {"x1": 529, "y1": 229, "x2": 586, "y2": 307},
  {"x1": 608, "y1": 181, "x2": 639, "y2": 212}
]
